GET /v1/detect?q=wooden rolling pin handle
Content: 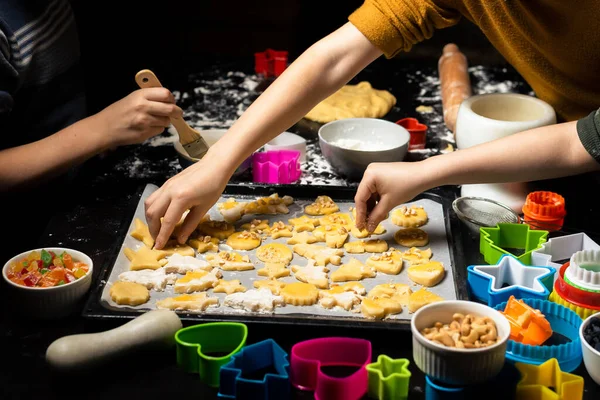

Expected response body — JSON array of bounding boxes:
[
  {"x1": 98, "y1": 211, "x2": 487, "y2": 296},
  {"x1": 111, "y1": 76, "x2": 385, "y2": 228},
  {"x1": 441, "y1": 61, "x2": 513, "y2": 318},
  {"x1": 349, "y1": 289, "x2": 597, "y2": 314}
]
[{"x1": 439, "y1": 43, "x2": 472, "y2": 134}]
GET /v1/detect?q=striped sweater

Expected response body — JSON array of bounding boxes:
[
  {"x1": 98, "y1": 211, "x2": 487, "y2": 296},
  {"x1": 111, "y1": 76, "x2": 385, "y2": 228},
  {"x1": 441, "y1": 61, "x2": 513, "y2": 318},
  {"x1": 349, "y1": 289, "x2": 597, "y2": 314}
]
[{"x1": 0, "y1": 0, "x2": 86, "y2": 150}]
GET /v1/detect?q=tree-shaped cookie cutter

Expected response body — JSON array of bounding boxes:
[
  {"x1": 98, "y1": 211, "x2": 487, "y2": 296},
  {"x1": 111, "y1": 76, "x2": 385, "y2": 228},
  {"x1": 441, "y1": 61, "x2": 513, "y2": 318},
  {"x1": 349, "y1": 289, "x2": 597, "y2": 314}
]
[
  {"x1": 531, "y1": 232, "x2": 600, "y2": 269},
  {"x1": 479, "y1": 223, "x2": 548, "y2": 265},
  {"x1": 366, "y1": 355, "x2": 411, "y2": 400}
]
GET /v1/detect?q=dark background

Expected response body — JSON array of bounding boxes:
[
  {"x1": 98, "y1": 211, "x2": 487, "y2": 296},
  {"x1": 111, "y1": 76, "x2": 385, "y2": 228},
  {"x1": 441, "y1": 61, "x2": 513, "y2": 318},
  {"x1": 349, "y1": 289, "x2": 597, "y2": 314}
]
[{"x1": 70, "y1": 0, "x2": 506, "y2": 114}]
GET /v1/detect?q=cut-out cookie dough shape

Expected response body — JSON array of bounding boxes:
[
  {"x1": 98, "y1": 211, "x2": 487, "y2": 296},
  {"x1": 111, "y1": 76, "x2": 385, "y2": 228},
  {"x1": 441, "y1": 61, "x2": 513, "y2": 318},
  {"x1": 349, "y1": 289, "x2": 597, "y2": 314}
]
[
  {"x1": 360, "y1": 283, "x2": 412, "y2": 319},
  {"x1": 289, "y1": 215, "x2": 320, "y2": 232},
  {"x1": 366, "y1": 249, "x2": 404, "y2": 275},
  {"x1": 110, "y1": 281, "x2": 150, "y2": 306},
  {"x1": 318, "y1": 213, "x2": 353, "y2": 227},
  {"x1": 331, "y1": 258, "x2": 376, "y2": 282},
  {"x1": 408, "y1": 287, "x2": 444, "y2": 313},
  {"x1": 394, "y1": 228, "x2": 429, "y2": 247},
  {"x1": 174, "y1": 269, "x2": 222, "y2": 294},
  {"x1": 217, "y1": 198, "x2": 247, "y2": 223},
  {"x1": 304, "y1": 81, "x2": 396, "y2": 123},
  {"x1": 344, "y1": 239, "x2": 389, "y2": 254},
  {"x1": 156, "y1": 293, "x2": 219, "y2": 312},
  {"x1": 130, "y1": 218, "x2": 154, "y2": 248},
  {"x1": 118, "y1": 268, "x2": 177, "y2": 291},
  {"x1": 287, "y1": 232, "x2": 319, "y2": 245},
  {"x1": 293, "y1": 244, "x2": 343, "y2": 266},
  {"x1": 350, "y1": 225, "x2": 387, "y2": 239},
  {"x1": 269, "y1": 221, "x2": 294, "y2": 239},
  {"x1": 197, "y1": 220, "x2": 235, "y2": 241},
  {"x1": 391, "y1": 205, "x2": 428, "y2": 228},
  {"x1": 163, "y1": 253, "x2": 212, "y2": 274},
  {"x1": 124, "y1": 246, "x2": 168, "y2": 271},
  {"x1": 369, "y1": 283, "x2": 412, "y2": 306},
  {"x1": 318, "y1": 282, "x2": 365, "y2": 311},
  {"x1": 256, "y1": 243, "x2": 294, "y2": 265},
  {"x1": 226, "y1": 230, "x2": 262, "y2": 251},
  {"x1": 224, "y1": 288, "x2": 285, "y2": 312},
  {"x1": 257, "y1": 263, "x2": 290, "y2": 279},
  {"x1": 313, "y1": 225, "x2": 349, "y2": 248},
  {"x1": 206, "y1": 252, "x2": 255, "y2": 271},
  {"x1": 407, "y1": 261, "x2": 445, "y2": 287},
  {"x1": 304, "y1": 195, "x2": 339, "y2": 216},
  {"x1": 244, "y1": 193, "x2": 294, "y2": 215},
  {"x1": 401, "y1": 247, "x2": 432, "y2": 265},
  {"x1": 281, "y1": 282, "x2": 319, "y2": 306},
  {"x1": 213, "y1": 279, "x2": 247, "y2": 295},
  {"x1": 161, "y1": 240, "x2": 196, "y2": 257},
  {"x1": 188, "y1": 235, "x2": 219, "y2": 253},
  {"x1": 240, "y1": 219, "x2": 270, "y2": 232},
  {"x1": 253, "y1": 279, "x2": 287, "y2": 295},
  {"x1": 291, "y1": 260, "x2": 329, "y2": 289}
]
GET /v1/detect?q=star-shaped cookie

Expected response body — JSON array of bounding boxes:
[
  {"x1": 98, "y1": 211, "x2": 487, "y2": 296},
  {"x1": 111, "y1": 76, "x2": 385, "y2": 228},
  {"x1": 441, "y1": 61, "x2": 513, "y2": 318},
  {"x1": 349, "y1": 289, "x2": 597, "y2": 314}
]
[
  {"x1": 331, "y1": 258, "x2": 376, "y2": 282},
  {"x1": 213, "y1": 279, "x2": 247, "y2": 295},
  {"x1": 130, "y1": 218, "x2": 154, "y2": 248},
  {"x1": 257, "y1": 263, "x2": 291, "y2": 279},
  {"x1": 124, "y1": 246, "x2": 168, "y2": 271},
  {"x1": 291, "y1": 260, "x2": 329, "y2": 289}
]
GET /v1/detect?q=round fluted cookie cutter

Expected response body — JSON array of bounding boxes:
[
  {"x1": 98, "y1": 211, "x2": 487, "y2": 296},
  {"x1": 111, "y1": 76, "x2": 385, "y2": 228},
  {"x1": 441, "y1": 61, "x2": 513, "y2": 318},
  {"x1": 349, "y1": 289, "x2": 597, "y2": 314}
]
[
  {"x1": 290, "y1": 337, "x2": 372, "y2": 400},
  {"x1": 549, "y1": 289, "x2": 600, "y2": 322},
  {"x1": 555, "y1": 262, "x2": 600, "y2": 310},
  {"x1": 522, "y1": 191, "x2": 566, "y2": 232},
  {"x1": 175, "y1": 322, "x2": 248, "y2": 387},
  {"x1": 565, "y1": 250, "x2": 600, "y2": 292},
  {"x1": 493, "y1": 298, "x2": 583, "y2": 372}
]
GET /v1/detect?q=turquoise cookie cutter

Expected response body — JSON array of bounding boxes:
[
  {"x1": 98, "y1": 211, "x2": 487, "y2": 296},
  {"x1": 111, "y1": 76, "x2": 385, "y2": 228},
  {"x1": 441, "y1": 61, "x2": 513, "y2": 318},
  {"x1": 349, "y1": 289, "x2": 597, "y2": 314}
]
[
  {"x1": 366, "y1": 355, "x2": 411, "y2": 400},
  {"x1": 480, "y1": 223, "x2": 548, "y2": 265}
]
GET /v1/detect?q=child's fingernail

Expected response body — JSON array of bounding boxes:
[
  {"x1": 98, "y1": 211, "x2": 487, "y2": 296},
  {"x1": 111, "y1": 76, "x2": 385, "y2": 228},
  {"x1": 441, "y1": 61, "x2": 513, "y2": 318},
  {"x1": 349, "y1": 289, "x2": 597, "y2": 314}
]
[{"x1": 179, "y1": 235, "x2": 188, "y2": 244}]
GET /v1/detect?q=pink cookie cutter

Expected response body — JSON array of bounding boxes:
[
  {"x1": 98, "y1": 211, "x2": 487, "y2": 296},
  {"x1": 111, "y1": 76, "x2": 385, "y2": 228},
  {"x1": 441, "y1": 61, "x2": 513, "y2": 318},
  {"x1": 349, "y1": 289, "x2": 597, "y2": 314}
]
[
  {"x1": 290, "y1": 337, "x2": 372, "y2": 400},
  {"x1": 252, "y1": 150, "x2": 301, "y2": 184}
]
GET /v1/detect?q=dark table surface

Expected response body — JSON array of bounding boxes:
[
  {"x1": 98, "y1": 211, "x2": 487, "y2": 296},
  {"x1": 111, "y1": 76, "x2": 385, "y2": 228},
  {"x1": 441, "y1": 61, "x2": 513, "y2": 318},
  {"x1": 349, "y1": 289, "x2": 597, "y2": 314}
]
[{"x1": 2, "y1": 57, "x2": 600, "y2": 399}]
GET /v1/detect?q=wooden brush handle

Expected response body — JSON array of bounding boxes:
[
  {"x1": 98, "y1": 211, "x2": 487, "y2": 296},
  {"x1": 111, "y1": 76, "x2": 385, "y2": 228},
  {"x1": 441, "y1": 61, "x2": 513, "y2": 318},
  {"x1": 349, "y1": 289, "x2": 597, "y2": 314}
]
[
  {"x1": 134, "y1": 69, "x2": 200, "y2": 144},
  {"x1": 438, "y1": 44, "x2": 472, "y2": 134}
]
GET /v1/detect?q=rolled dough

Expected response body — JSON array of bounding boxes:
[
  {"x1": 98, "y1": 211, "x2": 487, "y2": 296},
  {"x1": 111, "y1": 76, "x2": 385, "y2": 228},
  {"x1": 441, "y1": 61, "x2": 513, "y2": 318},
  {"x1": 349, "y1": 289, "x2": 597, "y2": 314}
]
[{"x1": 304, "y1": 81, "x2": 396, "y2": 123}]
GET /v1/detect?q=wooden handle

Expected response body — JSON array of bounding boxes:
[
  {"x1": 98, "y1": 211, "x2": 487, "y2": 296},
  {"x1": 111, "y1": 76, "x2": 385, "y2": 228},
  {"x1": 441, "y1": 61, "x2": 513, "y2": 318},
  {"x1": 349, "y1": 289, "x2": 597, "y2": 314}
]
[
  {"x1": 438, "y1": 44, "x2": 472, "y2": 134},
  {"x1": 134, "y1": 69, "x2": 200, "y2": 145}
]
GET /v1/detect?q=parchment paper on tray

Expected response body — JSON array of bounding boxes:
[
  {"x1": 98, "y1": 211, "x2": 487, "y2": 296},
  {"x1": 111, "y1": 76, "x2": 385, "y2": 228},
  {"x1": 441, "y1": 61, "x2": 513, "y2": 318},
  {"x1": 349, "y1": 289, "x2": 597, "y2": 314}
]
[{"x1": 100, "y1": 184, "x2": 458, "y2": 322}]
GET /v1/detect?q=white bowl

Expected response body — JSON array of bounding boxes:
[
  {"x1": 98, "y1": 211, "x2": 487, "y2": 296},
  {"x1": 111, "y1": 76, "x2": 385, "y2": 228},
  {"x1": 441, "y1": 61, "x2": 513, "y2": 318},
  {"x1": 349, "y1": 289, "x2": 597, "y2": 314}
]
[
  {"x1": 580, "y1": 311, "x2": 600, "y2": 385},
  {"x1": 318, "y1": 118, "x2": 410, "y2": 180},
  {"x1": 2, "y1": 247, "x2": 93, "y2": 319},
  {"x1": 264, "y1": 131, "x2": 307, "y2": 162},
  {"x1": 411, "y1": 300, "x2": 511, "y2": 385}
]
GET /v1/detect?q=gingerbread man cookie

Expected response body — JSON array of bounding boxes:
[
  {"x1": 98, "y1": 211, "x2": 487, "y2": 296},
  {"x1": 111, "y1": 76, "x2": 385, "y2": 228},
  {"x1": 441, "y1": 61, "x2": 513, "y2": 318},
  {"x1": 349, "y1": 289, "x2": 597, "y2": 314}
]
[
  {"x1": 291, "y1": 260, "x2": 329, "y2": 289},
  {"x1": 281, "y1": 282, "x2": 319, "y2": 306},
  {"x1": 253, "y1": 279, "x2": 287, "y2": 295},
  {"x1": 366, "y1": 249, "x2": 404, "y2": 275},
  {"x1": 174, "y1": 269, "x2": 222, "y2": 294},
  {"x1": 407, "y1": 261, "x2": 445, "y2": 287},
  {"x1": 304, "y1": 195, "x2": 339, "y2": 216},
  {"x1": 318, "y1": 282, "x2": 365, "y2": 310},
  {"x1": 110, "y1": 281, "x2": 150, "y2": 306},
  {"x1": 257, "y1": 263, "x2": 290, "y2": 279},
  {"x1": 391, "y1": 205, "x2": 428, "y2": 228},
  {"x1": 393, "y1": 228, "x2": 429, "y2": 247},
  {"x1": 256, "y1": 243, "x2": 293, "y2": 265},
  {"x1": 288, "y1": 215, "x2": 320, "y2": 232},
  {"x1": 292, "y1": 244, "x2": 343, "y2": 266},
  {"x1": 156, "y1": 293, "x2": 219, "y2": 312},
  {"x1": 224, "y1": 288, "x2": 285, "y2": 312},
  {"x1": 124, "y1": 246, "x2": 167, "y2": 271},
  {"x1": 130, "y1": 218, "x2": 154, "y2": 248},
  {"x1": 401, "y1": 247, "x2": 432, "y2": 265},
  {"x1": 213, "y1": 279, "x2": 247, "y2": 295},
  {"x1": 206, "y1": 251, "x2": 255, "y2": 271},
  {"x1": 344, "y1": 239, "x2": 388, "y2": 254},
  {"x1": 118, "y1": 268, "x2": 177, "y2": 291},
  {"x1": 269, "y1": 221, "x2": 294, "y2": 239},
  {"x1": 188, "y1": 235, "x2": 220, "y2": 253},
  {"x1": 197, "y1": 220, "x2": 235, "y2": 241},
  {"x1": 331, "y1": 258, "x2": 376, "y2": 282},
  {"x1": 287, "y1": 232, "x2": 319, "y2": 245},
  {"x1": 226, "y1": 230, "x2": 262, "y2": 251}
]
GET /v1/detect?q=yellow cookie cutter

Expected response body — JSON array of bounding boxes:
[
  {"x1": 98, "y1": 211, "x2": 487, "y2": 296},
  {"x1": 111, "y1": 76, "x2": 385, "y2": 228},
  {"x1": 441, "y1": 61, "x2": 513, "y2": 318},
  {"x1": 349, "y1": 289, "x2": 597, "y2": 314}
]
[{"x1": 515, "y1": 358, "x2": 584, "y2": 400}]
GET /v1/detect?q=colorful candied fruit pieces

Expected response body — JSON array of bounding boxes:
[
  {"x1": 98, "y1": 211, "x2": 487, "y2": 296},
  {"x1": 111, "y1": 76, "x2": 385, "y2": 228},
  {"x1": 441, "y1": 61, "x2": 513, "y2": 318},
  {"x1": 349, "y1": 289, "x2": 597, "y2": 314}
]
[
  {"x1": 500, "y1": 295, "x2": 552, "y2": 346},
  {"x1": 6, "y1": 249, "x2": 88, "y2": 288}
]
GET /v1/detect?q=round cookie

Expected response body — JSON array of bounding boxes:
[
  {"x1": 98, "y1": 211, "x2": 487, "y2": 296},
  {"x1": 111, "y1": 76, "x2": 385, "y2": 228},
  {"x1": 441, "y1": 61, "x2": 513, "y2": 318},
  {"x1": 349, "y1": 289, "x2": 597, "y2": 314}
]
[
  {"x1": 305, "y1": 196, "x2": 340, "y2": 216},
  {"x1": 391, "y1": 205, "x2": 428, "y2": 228},
  {"x1": 256, "y1": 243, "x2": 294, "y2": 265},
  {"x1": 110, "y1": 281, "x2": 150, "y2": 306},
  {"x1": 226, "y1": 230, "x2": 262, "y2": 250},
  {"x1": 281, "y1": 282, "x2": 319, "y2": 306},
  {"x1": 393, "y1": 228, "x2": 429, "y2": 247}
]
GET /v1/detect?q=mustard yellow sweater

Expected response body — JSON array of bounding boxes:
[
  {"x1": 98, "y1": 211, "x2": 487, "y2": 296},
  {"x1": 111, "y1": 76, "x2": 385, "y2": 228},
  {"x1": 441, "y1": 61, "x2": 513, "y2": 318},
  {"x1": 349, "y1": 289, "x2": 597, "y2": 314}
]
[{"x1": 349, "y1": 0, "x2": 600, "y2": 122}]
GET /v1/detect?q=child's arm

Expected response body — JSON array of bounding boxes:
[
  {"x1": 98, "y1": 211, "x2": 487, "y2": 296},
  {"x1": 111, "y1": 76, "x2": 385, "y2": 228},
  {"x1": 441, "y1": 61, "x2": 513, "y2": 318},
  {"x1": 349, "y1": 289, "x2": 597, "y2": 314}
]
[
  {"x1": 0, "y1": 88, "x2": 182, "y2": 191},
  {"x1": 354, "y1": 118, "x2": 600, "y2": 231},
  {"x1": 145, "y1": 22, "x2": 383, "y2": 249}
]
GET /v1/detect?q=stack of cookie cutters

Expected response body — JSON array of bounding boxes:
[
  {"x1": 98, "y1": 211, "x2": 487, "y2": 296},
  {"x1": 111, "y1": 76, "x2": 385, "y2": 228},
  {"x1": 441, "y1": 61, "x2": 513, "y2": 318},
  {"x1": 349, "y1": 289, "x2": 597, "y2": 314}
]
[
  {"x1": 252, "y1": 150, "x2": 302, "y2": 184},
  {"x1": 551, "y1": 260, "x2": 600, "y2": 320},
  {"x1": 521, "y1": 191, "x2": 566, "y2": 232},
  {"x1": 479, "y1": 223, "x2": 548, "y2": 265},
  {"x1": 366, "y1": 355, "x2": 411, "y2": 400},
  {"x1": 218, "y1": 338, "x2": 290, "y2": 399},
  {"x1": 515, "y1": 358, "x2": 584, "y2": 400},
  {"x1": 467, "y1": 254, "x2": 556, "y2": 307},
  {"x1": 395, "y1": 117, "x2": 428, "y2": 150},
  {"x1": 563, "y1": 250, "x2": 600, "y2": 293},
  {"x1": 174, "y1": 322, "x2": 248, "y2": 387},
  {"x1": 290, "y1": 337, "x2": 372, "y2": 400},
  {"x1": 254, "y1": 49, "x2": 288, "y2": 78},
  {"x1": 493, "y1": 298, "x2": 583, "y2": 372}
]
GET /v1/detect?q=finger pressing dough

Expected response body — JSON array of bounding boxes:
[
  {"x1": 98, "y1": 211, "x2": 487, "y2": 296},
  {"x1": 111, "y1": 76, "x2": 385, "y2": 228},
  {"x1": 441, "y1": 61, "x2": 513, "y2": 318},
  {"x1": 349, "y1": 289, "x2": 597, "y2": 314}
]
[
  {"x1": 257, "y1": 263, "x2": 290, "y2": 279},
  {"x1": 118, "y1": 268, "x2": 177, "y2": 291},
  {"x1": 291, "y1": 260, "x2": 329, "y2": 289},
  {"x1": 401, "y1": 247, "x2": 432, "y2": 265},
  {"x1": 344, "y1": 239, "x2": 388, "y2": 254},
  {"x1": 304, "y1": 81, "x2": 396, "y2": 123},
  {"x1": 188, "y1": 235, "x2": 220, "y2": 253},
  {"x1": 366, "y1": 249, "x2": 404, "y2": 275},
  {"x1": 407, "y1": 261, "x2": 445, "y2": 287},
  {"x1": 288, "y1": 215, "x2": 320, "y2": 232},
  {"x1": 269, "y1": 221, "x2": 294, "y2": 239},
  {"x1": 280, "y1": 282, "x2": 319, "y2": 306},
  {"x1": 331, "y1": 258, "x2": 376, "y2": 282},
  {"x1": 156, "y1": 293, "x2": 219, "y2": 312},
  {"x1": 206, "y1": 252, "x2": 255, "y2": 271},
  {"x1": 305, "y1": 196, "x2": 339, "y2": 216},
  {"x1": 287, "y1": 232, "x2": 319, "y2": 245},
  {"x1": 394, "y1": 228, "x2": 429, "y2": 247},
  {"x1": 213, "y1": 279, "x2": 247, "y2": 295},
  {"x1": 391, "y1": 205, "x2": 428, "y2": 228},
  {"x1": 350, "y1": 225, "x2": 386, "y2": 239},
  {"x1": 130, "y1": 218, "x2": 154, "y2": 248},
  {"x1": 408, "y1": 287, "x2": 444, "y2": 313},
  {"x1": 163, "y1": 253, "x2": 212, "y2": 274},
  {"x1": 217, "y1": 198, "x2": 247, "y2": 223},
  {"x1": 293, "y1": 244, "x2": 343, "y2": 266},
  {"x1": 197, "y1": 220, "x2": 235, "y2": 240},
  {"x1": 256, "y1": 243, "x2": 293, "y2": 265},
  {"x1": 110, "y1": 281, "x2": 150, "y2": 306},
  {"x1": 224, "y1": 288, "x2": 285, "y2": 312},
  {"x1": 161, "y1": 240, "x2": 196, "y2": 257},
  {"x1": 174, "y1": 269, "x2": 222, "y2": 293},
  {"x1": 253, "y1": 279, "x2": 287, "y2": 295},
  {"x1": 124, "y1": 246, "x2": 167, "y2": 271},
  {"x1": 226, "y1": 230, "x2": 262, "y2": 250},
  {"x1": 318, "y1": 282, "x2": 365, "y2": 311}
]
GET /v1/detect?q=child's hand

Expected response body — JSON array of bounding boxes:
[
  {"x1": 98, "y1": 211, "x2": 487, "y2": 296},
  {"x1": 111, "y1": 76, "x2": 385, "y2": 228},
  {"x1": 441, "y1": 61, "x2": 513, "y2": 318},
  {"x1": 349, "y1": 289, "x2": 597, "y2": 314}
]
[
  {"x1": 354, "y1": 162, "x2": 426, "y2": 232},
  {"x1": 94, "y1": 88, "x2": 182, "y2": 148}
]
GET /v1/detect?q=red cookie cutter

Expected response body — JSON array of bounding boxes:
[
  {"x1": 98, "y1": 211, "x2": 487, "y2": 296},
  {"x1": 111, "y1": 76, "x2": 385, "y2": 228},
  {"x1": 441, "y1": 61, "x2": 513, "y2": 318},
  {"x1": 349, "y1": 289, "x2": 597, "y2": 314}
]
[
  {"x1": 395, "y1": 118, "x2": 427, "y2": 150},
  {"x1": 290, "y1": 337, "x2": 372, "y2": 400},
  {"x1": 555, "y1": 262, "x2": 600, "y2": 310},
  {"x1": 254, "y1": 49, "x2": 288, "y2": 78}
]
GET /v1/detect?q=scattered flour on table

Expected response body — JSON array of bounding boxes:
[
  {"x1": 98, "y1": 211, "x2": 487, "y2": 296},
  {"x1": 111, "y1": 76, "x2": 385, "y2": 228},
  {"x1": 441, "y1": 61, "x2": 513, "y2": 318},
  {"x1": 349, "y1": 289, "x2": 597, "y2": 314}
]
[{"x1": 329, "y1": 138, "x2": 390, "y2": 151}]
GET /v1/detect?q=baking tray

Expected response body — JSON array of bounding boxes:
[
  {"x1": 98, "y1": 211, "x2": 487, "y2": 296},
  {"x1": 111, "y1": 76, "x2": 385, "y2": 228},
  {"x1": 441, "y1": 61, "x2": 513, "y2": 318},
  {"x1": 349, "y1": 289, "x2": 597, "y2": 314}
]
[{"x1": 83, "y1": 183, "x2": 468, "y2": 329}]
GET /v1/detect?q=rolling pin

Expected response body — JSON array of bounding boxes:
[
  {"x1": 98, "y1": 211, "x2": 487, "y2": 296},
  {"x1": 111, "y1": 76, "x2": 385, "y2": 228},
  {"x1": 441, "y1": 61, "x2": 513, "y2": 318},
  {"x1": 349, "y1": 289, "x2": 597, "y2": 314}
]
[{"x1": 438, "y1": 43, "x2": 472, "y2": 134}]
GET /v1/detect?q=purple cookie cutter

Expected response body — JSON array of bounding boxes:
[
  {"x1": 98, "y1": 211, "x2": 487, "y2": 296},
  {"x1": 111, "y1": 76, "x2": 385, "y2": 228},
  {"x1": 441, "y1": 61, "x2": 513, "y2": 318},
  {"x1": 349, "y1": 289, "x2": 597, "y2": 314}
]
[
  {"x1": 290, "y1": 337, "x2": 372, "y2": 400},
  {"x1": 252, "y1": 150, "x2": 301, "y2": 184}
]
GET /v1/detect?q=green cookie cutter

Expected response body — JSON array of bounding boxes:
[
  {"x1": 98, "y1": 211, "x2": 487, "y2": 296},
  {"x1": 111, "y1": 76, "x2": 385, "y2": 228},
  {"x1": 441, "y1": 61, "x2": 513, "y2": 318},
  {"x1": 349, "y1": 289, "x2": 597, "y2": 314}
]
[
  {"x1": 175, "y1": 322, "x2": 248, "y2": 387},
  {"x1": 366, "y1": 355, "x2": 411, "y2": 400},
  {"x1": 480, "y1": 223, "x2": 548, "y2": 265}
]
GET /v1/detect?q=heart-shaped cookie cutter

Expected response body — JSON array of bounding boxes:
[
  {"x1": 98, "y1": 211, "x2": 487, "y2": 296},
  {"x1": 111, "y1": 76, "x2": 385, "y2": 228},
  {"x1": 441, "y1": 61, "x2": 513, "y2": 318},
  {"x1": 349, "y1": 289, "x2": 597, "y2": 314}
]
[
  {"x1": 480, "y1": 223, "x2": 548, "y2": 265},
  {"x1": 467, "y1": 254, "x2": 556, "y2": 306},
  {"x1": 290, "y1": 337, "x2": 372, "y2": 400},
  {"x1": 549, "y1": 262, "x2": 600, "y2": 320},
  {"x1": 252, "y1": 150, "x2": 302, "y2": 184},
  {"x1": 218, "y1": 339, "x2": 290, "y2": 400},
  {"x1": 531, "y1": 232, "x2": 600, "y2": 269},
  {"x1": 395, "y1": 117, "x2": 428, "y2": 150},
  {"x1": 175, "y1": 322, "x2": 248, "y2": 387},
  {"x1": 366, "y1": 355, "x2": 411, "y2": 400}
]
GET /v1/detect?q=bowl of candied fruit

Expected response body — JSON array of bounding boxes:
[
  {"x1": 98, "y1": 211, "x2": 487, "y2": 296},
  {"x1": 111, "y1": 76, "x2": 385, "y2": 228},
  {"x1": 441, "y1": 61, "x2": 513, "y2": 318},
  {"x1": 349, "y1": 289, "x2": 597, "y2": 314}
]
[{"x1": 2, "y1": 248, "x2": 93, "y2": 319}]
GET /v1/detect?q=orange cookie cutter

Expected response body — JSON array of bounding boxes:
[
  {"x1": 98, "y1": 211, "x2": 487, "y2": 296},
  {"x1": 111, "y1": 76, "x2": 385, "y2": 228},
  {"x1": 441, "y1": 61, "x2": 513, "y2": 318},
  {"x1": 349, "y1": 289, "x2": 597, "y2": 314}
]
[{"x1": 500, "y1": 295, "x2": 553, "y2": 346}]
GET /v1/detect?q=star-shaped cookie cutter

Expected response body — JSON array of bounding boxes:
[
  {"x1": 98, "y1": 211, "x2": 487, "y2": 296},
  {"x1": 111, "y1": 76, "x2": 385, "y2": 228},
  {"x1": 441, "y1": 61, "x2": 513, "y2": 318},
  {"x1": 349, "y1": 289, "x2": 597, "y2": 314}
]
[
  {"x1": 365, "y1": 355, "x2": 411, "y2": 400},
  {"x1": 468, "y1": 254, "x2": 556, "y2": 306},
  {"x1": 218, "y1": 339, "x2": 290, "y2": 400},
  {"x1": 515, "y1": 358, "x2": 584, "y2": 400},
  {"x1": 479, "y1": 223, "x2": 548, "y2": 265},
  {"x1": 531, "y1": 232, "x2": 600, "y2": 269}
]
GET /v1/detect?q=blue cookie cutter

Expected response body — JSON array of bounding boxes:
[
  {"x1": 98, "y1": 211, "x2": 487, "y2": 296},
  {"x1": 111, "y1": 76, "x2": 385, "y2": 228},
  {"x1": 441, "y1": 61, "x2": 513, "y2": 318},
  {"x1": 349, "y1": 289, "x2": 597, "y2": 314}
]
[
  {"x1": 467, "y1": 254, "x2": 556, "y2": 306},
  {"x1": 218, "y1": 339, "x2": 290, "y2": 399},
  {"x1": 493, "y1": 298, "x2": 583, "y2": 372}
]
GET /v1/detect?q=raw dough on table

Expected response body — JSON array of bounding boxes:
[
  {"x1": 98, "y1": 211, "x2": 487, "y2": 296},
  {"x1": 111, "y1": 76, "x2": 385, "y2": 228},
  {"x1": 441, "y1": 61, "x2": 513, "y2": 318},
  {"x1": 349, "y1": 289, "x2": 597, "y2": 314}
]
[
  {"x1": 110, "y1": 281, "x2": 150, "y2": 306},
  {"x1": 304, "y1": 81, "x2": 396, "y2": 123}
]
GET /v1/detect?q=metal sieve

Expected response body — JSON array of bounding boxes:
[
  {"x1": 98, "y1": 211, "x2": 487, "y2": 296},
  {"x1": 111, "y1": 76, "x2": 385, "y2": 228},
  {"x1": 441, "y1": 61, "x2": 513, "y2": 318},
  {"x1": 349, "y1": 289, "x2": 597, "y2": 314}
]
[{"x1": 452, "y1": 196, "x2": 521, "y2": 235}]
